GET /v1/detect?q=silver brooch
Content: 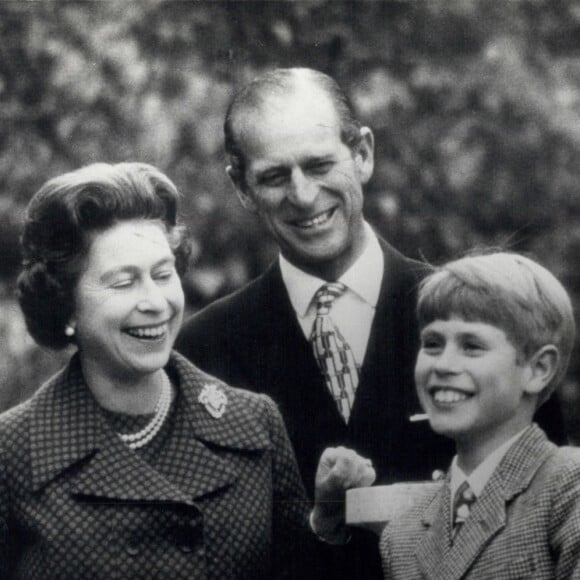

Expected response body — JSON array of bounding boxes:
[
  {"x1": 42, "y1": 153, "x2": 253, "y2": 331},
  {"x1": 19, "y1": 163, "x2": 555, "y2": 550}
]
[{"x1": 198, "y1": 384, "x2": 227, "y2": 419}]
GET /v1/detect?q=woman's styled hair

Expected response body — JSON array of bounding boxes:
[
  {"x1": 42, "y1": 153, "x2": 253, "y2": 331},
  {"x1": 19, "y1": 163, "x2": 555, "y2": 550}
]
[
  {"x1": 417, "y1": 251, "x2": 576, "y2": 400},
  {"x1": 17, "y1": 162, "x2": 190, "y2": 350}
]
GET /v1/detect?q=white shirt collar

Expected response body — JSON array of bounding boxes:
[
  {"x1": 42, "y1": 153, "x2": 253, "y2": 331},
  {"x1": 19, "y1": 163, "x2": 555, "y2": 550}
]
[
  {"x1": 279, "y1": 222, "x2": 383, "y2": 318},
  {"x1": 450, "y1": 428, "x2": 528, "y2": 498}
]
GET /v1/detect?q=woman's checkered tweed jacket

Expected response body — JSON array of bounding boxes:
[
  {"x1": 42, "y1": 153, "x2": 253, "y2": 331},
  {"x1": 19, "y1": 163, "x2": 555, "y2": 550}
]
[
  {"x1": 380, "y1": 424, "x2": 580, "y2": 579},
  {"x1": 0, "y1": 351, "x2": 310, "y2": 579}
]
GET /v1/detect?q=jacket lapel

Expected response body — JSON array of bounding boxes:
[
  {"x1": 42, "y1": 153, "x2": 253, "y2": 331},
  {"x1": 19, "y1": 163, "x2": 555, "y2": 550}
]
[
  {"x1": 351, "y1": 240, "x2": 426, "y2": 424},
  {"x1": 418, "y1": 426, "x2": 555, "y2": 580},
  {"x1": 30, "y1": 353, "x2": 271, "y2": 505},
  {"x1": 250, "y1": 253, "x2": 423, "y2": 428},
  {"x1": 173, "y1": 352, "x2": 271, "y2": 451},
  {"x1": 30, "y1": 356, "x2": 112, "y2": 493},
  {"x1": 249, "y1": 263, "x2": 346, "y2": 425},
  {"x1": 69, "y1": 435, "x2": 200, "y2": 504},
  {"x1": 438, "y1": 487, "x2": 506, "y2": 579},
  {"x1": 415, "y1": 481, "x2": 453, "y2": 580},
  {"x1": 70, "y1": 428, "x2": 241, "y2": 503},
  {"x1": 172, "y1": 352, "x2": 273, "y2": 499}
]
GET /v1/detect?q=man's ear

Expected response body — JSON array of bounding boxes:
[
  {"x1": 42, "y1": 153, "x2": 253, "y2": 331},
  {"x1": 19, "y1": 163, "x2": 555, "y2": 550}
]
[
  {"x1": 226, "y1": 165, "x2": 258, "y2": 213},
  {"x1": 354, "y1": 127, "x2": 375, "y2": 185},
  {"x1": 524, "y1": 345, "x2": 560, "y2": 396}
]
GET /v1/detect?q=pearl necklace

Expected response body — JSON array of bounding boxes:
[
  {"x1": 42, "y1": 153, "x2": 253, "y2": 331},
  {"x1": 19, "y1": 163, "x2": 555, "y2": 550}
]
[{"x1": 118, "y1": 372, "x2": 172, "y2": 450}]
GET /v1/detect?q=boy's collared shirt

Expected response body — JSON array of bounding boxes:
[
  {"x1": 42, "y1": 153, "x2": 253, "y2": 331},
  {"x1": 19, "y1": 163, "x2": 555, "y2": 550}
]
[
  {"x1": 450, "y1": 428, "x2": 528, "y2": 502},
  {"x1": 279, "y1": 222, "x2": 383, "y2": 366}
]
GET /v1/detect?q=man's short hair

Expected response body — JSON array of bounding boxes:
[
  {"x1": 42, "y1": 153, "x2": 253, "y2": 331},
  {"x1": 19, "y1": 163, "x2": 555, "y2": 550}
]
[
  {"x1": 224, "y1": 67, "x2": 362, "y2": 190},
  {"x1": 416, "y1": 251, "x2": 576, "y2": 401}
]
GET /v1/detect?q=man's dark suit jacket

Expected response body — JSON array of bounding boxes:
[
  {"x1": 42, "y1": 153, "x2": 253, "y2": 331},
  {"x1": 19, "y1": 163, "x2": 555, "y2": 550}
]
[{"x1": 176, "y1": 238, "x2": 566, "y2": 498}]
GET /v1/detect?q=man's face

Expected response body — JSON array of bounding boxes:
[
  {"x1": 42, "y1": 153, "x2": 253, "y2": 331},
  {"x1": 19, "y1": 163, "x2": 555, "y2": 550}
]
[{"x1": 231, "y1": 86, "x2": 374, "y2": 280}]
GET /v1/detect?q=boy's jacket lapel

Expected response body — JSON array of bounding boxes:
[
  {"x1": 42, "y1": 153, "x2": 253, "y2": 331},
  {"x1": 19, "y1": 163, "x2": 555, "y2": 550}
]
[
  {"x1": 416, "y1": 425, "x2": 555, "y2": 580},
  {"x1": 414, "y1": 484, "x2": 452, "y2": 580}
]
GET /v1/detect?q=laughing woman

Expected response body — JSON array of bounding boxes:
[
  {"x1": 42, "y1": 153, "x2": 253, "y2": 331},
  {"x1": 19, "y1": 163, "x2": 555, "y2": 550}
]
[{"x1": 0, "y1": 163, "x2": 308, "y2": 579}]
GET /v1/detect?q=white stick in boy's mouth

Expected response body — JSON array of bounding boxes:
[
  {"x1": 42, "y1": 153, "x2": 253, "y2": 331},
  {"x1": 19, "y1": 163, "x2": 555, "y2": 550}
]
[{"x1": 409, "y1": 413, "x2": 429, "y2": 422}]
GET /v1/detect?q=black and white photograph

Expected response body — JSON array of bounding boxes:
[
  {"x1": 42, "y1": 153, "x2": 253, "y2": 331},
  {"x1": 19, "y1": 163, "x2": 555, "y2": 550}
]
[{"x1": 1, "y1": 1, "x2": 580, "y2": 578}]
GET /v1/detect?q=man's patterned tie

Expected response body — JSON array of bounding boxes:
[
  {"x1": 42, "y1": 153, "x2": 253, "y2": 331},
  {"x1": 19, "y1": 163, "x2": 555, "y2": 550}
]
[
  {"x1": 310, "y1": 282, "x2": 359, "y2": 423},
  {"x1": 452, "y1": 480, "x2": 476, "y2": 538}
]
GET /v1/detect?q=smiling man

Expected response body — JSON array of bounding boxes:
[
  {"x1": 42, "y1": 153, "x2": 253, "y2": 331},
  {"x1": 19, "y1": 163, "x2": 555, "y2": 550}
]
[
  {"x1": 229, "y1": 74, "x2": 370, "y2": 282},
  {"x1": 177, "y1": 67, "x2": 458, "y2": 493},
  {"x1": 175, "y1": 68, "x2": 564, "y2": 502}
]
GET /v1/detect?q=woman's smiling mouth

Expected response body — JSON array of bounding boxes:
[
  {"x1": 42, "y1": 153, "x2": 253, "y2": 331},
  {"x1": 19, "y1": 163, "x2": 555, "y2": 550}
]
[{"x1": 125, "y1": 323, "x2": 169, "y2": 340}]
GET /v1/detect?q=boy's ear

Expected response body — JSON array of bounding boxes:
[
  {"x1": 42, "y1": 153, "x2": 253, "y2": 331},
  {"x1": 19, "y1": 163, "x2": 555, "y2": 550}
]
[
  {"x1": 226, "y1": 165, "x2": 258, "y2": 213},
  {"x1": 524, "y1": 345, "x2": 560, "y2": 396}
]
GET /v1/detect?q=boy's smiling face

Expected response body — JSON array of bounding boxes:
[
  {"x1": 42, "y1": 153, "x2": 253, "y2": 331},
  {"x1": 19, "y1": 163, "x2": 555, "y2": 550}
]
[{"x1": 415, "y1": 317, "x2": 539, "y2": 457}]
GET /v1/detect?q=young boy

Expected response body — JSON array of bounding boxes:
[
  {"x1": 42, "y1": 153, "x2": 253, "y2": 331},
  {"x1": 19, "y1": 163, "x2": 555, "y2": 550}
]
[{"x1": 380, "y1": 251, "x2": 580, "y2": 579}]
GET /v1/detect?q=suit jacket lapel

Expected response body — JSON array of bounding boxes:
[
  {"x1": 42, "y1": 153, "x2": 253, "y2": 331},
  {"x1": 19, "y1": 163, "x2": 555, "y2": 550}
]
[
  {"x1": 418, "y1": 426, "x2": 555, "y2": 580},
  {"x1": 352, "y1": 239, "x2": 425, "y2": 422},
  {"x1": 252, "y1": 246, "x2": 426, "y2": 435},
  {"x1": 439, "y1": 488, "x2": 506, "y2": 579},
  {"x1": 415, "y1": 481, "x2": 453, "y2": 580},
  {"x1": 250, "y1": 263, "x2": 346, "y2": 424},
  {"x1": 252, "y1": 250, "x2": 425, "y2": 427},
  {"x1": 344, "y1": 239, "x2": 430, "y2": 473}
]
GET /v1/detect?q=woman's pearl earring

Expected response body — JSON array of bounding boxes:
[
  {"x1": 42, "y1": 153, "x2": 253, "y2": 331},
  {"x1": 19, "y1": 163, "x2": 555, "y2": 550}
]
[{"x1": 65, "y1": 325, "x2": 75, "y2": 337}]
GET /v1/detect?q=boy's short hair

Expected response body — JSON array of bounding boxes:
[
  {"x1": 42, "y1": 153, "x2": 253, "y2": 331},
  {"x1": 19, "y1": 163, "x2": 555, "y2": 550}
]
[{"x1": 417, "y1": 251, "x2": 576, "y2": 403}]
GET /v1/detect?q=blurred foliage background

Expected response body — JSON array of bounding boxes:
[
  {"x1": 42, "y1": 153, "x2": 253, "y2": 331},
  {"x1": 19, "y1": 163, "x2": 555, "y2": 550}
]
[{"x1": 2, "y1": 0, "x2": 580, "y2": 439}]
